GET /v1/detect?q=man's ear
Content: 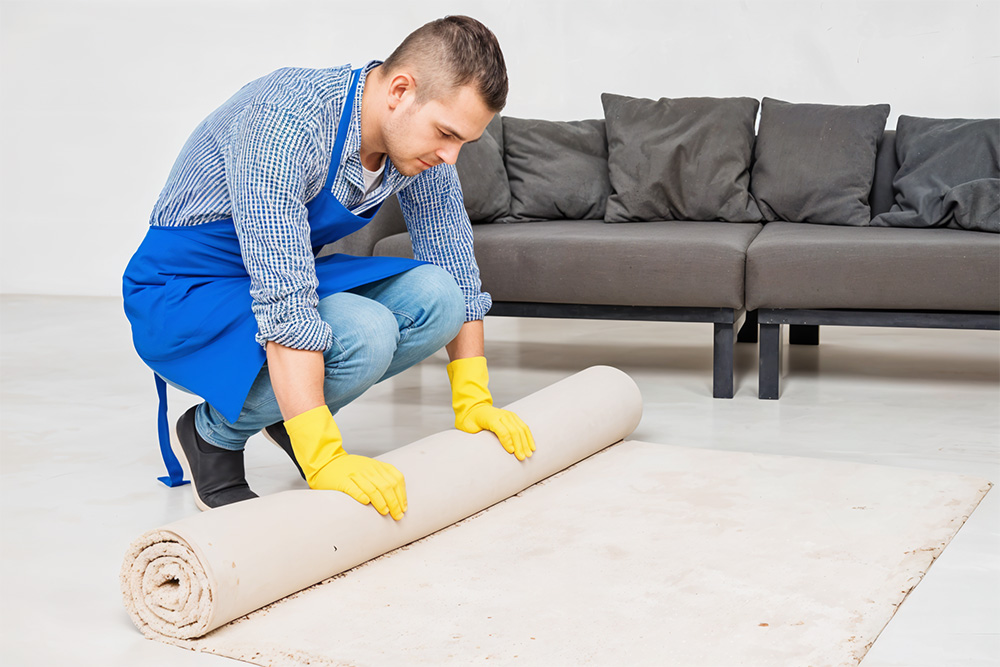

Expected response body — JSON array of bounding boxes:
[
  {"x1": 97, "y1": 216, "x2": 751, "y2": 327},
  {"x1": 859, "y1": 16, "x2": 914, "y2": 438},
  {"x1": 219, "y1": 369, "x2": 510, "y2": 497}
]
[{"x1": 386, "y1": 72, "x2": 416, "y2": 111}]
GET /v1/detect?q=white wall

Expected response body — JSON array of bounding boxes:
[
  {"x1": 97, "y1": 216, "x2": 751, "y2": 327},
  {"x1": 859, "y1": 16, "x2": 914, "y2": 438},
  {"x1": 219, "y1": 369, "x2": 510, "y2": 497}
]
[{"x1": 1, "y1": 0, "x2": 998, "y2": 297}]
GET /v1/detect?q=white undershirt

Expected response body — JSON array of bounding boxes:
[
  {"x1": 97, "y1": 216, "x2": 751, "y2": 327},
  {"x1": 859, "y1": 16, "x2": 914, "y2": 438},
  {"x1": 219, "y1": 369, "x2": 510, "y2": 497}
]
[{"x1": 361, "y1": 156, "x2": 386, "y2": 202}]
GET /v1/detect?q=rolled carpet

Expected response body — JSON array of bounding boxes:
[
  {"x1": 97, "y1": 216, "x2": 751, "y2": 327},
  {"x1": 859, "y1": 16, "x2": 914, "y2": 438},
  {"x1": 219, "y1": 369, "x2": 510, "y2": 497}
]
[{"x1": 121, "y1": 365, "x2": 643, "y2": 640}]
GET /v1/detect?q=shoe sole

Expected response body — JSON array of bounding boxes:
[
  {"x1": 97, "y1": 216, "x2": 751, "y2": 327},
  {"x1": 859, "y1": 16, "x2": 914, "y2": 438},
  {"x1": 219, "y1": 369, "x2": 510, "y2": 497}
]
[
  {"x1": 261, "y1": 428, "x2": 283, "y2": 451},
  {"x1": 261, "y1": 428, "x2": 307, "y2": 481},
  {"x1": 171, "y1": 421, "x2": 212, "y2": 513}
]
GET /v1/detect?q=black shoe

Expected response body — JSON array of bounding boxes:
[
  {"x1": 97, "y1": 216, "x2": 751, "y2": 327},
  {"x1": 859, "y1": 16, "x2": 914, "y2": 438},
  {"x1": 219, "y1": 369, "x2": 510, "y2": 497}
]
[
  {"x1": 173, "y1": 406, "x2": 258, "y2": 511},
  {"x1": 262, "y1": 422, "x2": 307, "y2": 481}
]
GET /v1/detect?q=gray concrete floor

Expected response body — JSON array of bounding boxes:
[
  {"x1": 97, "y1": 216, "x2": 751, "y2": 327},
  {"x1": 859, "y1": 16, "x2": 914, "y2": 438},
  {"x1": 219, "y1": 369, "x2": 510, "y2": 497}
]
[{"x1": 1, "y1": 294, "x2": 997, "y2": 666}]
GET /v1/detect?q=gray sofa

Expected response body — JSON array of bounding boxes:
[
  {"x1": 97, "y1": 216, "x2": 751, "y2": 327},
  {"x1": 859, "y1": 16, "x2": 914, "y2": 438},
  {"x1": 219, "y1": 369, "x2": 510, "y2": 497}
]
[{"x1": 326, "y1": 98, "x2": 1000, "y2": 399}]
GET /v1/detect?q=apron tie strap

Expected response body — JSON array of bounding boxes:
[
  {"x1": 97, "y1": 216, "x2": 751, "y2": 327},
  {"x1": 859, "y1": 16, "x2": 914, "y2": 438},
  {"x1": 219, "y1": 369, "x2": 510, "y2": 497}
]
[{"x1": 155, "y1": 374, "x2": 190, "y2": 487}]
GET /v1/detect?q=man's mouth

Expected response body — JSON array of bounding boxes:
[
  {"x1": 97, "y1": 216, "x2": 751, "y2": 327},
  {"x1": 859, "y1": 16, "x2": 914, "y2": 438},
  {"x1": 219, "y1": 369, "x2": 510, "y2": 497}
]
[{"x1": 418, "y1": 159, "x2": 433, "y2": 168}]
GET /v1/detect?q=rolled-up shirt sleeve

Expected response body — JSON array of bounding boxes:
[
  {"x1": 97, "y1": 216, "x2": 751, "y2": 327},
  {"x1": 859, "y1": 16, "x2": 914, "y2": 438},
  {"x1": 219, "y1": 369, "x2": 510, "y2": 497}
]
[
  {"x1": 397, "y1": 163, "x2": 493, "y2": 320},
  {"x1": 224, "y1": 103, "x2": 333, "y2": 352}
]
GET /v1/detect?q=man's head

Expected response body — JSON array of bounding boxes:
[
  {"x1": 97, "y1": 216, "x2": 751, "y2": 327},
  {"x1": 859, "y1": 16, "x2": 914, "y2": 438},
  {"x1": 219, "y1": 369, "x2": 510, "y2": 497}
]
[
  {"x1": 365, "y1": 16, "x2": 508, "y2": 177},
  {"x1": 382, "y1": 15, "x2": 508, "y2": 114}
]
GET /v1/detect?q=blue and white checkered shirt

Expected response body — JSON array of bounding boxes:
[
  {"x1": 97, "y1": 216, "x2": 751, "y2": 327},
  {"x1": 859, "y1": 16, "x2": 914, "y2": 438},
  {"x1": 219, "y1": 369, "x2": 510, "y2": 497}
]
[{"x1": 149, "y1": 60, "x2": 491, "y2": 352}]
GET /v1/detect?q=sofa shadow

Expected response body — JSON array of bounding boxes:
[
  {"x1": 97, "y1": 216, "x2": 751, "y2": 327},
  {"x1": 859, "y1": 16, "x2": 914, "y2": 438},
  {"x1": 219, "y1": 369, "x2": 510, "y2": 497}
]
[
  {"x1": 483, "y1": 337, "x2": 999, "y2": 390},
  {"x1": 486, "y1": 339, "x2": 714, "y2": 374},
  {"x1": 785, "y1": 344, "x2": 1000, "y2": 385}
]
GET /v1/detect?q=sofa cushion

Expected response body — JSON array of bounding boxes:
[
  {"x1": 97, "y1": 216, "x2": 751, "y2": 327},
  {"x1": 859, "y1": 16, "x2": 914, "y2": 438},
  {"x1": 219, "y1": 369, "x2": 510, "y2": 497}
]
[
  {"x1": 374, "y1": 220, "x2": 763, "y2": 309},
  {"x1": 745, "y1": 222, "x2": 1000, "y2": 311},
  {"x1": 454, "y1": 114, "x2": 510, "y2": 223},
  {"x1": 600, "y1": 93, "x2": 762, "y2": 223},
  {"x1": 502, "y1": 117, "x2": 611, "y2": 221},
  {"x1": 870, "y1": 116, "x2": 1000, "y2": 233},
  {"x1": 750, "y1": 98, "x2": 890, "y2": 227}
]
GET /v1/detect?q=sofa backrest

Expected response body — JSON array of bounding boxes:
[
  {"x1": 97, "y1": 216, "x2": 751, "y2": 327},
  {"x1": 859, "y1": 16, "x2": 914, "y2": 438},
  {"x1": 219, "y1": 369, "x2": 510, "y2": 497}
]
[
  {"x1": 322, "y1": 120, "x2": 902, "y2": 260},
  {"x1": 870, "y1": 130, "x2": 898, "y2": 218},
  {"x1": 470, "y1": 117, "x2": 900, "y2": 223}
]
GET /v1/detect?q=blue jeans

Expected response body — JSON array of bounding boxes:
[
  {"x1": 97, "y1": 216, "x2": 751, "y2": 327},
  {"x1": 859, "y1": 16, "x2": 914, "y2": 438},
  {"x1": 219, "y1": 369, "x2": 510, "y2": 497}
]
[{"x1": 171, "y1": 264, "x2": 465, "y2": 450}]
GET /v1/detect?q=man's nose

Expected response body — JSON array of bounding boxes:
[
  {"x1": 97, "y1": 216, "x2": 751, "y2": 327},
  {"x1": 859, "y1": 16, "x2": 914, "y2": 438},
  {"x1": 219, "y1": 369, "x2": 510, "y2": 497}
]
[{"x1": 436, "y1": 144, "x2": 461, "y2": 165}]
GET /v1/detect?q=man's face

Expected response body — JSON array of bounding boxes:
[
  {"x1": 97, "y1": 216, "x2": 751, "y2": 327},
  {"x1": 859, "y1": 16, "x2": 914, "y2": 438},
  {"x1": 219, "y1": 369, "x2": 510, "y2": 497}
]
[{"x1": 382, "y1": 83, "x2": 494, "y2": 177}]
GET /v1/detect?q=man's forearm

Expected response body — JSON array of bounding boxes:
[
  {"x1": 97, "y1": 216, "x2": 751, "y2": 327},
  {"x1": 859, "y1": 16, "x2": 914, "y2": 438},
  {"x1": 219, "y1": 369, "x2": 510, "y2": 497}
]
[
  {"x1": 265, "y1": 341, "x2": 326, "y2": 421},
  {"x1": 446, "y1": 320, "x2": 485, "y2": 361}
]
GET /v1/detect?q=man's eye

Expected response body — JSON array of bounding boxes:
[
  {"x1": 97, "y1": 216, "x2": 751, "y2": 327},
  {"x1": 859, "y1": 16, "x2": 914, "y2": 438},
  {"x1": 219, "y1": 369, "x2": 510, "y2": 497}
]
[{"x1": 440, "y1": 131, "x2": 453, "y2": 139}]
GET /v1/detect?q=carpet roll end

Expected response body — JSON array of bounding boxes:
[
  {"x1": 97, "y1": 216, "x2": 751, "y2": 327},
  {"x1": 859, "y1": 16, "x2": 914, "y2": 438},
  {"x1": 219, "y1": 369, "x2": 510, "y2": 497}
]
[{"x1": 120, "y1": 530, "x2": 216, "y2": 640}]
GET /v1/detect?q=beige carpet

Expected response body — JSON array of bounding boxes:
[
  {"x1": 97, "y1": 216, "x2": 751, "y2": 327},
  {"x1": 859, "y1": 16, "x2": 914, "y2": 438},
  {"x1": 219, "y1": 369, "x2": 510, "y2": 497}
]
[{"x1": 122, "y1": 368, "x2": 991, "y2": 666}]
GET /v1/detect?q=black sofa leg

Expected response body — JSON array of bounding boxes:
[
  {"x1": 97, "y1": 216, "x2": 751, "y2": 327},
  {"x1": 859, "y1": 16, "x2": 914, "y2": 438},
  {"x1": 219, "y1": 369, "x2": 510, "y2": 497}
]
[
  {"x1": 713, "y1": 322, "x2": 735, "y2": 399},
  {"x1": 790, "y1": 324, "x2": 819, "y2": 345},
  {"x1": 759, "y1": 323, "x2": 782, "y2": 399},
  {"x1": 737, "y1": 309, "x2": 758, "y2": 343}
]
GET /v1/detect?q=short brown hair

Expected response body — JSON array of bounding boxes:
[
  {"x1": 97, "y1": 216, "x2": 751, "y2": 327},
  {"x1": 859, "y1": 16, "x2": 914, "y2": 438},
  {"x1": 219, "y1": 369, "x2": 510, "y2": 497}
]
[{"x1": 382, "y1": 15, "x2": 508, "y2": 113}]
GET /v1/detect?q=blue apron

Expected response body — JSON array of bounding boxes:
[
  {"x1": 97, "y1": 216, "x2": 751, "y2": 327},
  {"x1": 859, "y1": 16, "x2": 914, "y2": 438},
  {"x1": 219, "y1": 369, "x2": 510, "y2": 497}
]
[{"x1": 123, "y1": 69, "x2": 424, "y2": 487}]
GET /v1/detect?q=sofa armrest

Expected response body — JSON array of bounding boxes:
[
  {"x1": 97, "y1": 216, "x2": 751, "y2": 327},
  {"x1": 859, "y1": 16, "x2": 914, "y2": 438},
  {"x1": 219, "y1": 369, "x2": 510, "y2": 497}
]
[{"x1": 317, "y1": 195, "x2": 408, "y2": 258}]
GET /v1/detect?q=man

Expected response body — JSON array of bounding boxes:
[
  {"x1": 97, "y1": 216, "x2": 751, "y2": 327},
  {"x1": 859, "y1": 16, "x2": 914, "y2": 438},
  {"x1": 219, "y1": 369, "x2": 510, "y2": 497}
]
[{"x1": 123, "y1": 15, "x2": 534, "y2": 518}]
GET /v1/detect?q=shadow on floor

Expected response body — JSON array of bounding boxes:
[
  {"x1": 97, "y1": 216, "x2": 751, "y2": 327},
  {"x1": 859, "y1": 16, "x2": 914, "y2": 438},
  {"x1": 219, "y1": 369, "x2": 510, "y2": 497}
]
[{"x1": 784, "y1": 344, "x2": 1000, "y2": 385}]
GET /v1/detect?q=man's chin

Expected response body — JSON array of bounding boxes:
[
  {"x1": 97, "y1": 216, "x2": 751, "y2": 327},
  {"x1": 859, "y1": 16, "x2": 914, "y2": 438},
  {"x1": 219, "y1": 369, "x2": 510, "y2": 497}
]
[{"x1": 395, "y1": 158, "x2": 433, "y2": 177}]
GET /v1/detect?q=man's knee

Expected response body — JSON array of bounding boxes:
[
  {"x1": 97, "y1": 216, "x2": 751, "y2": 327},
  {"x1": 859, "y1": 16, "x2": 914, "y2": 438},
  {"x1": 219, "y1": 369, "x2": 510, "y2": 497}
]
[
  {"x1": 318, "y1": 292, "x2": 399, "y2": 371},
  {"x1": 409, "y1": 264, "x2": 465, "y2": 334}
]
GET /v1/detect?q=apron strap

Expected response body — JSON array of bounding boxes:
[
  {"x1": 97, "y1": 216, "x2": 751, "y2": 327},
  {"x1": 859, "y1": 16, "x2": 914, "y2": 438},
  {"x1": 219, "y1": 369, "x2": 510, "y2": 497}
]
[
  {"x1": 323, "y1": 68, "x2": 363, "y2": 192},
  {"x1": 154, "y1": 374, "x2": 190, "y2": 487}
]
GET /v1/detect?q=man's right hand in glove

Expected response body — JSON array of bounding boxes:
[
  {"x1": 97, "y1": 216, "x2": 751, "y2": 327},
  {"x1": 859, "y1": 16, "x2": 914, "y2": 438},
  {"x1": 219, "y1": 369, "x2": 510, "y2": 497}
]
[{"x1": 283, "y1": 405, "x2": 407, "y2": 521}]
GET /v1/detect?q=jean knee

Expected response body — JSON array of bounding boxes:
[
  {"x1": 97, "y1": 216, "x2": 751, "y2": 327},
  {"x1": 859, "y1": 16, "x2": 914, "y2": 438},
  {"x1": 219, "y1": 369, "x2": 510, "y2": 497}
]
[
  {"x1": 412, "y1": 265, "x2": 466, "y2": 338},
  {"x1": 319, "y1": 294, "x2": 399, "y2": 378}
]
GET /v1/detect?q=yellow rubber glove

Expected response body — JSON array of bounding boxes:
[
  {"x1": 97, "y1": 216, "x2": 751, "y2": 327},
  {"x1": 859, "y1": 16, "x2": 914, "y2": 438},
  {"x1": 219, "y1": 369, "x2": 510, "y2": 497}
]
[
  {"x1": 282, "y1": 405, "x2": 407, "y2": 520},
  {"x1": 447, "y1": 356, "x2": 536, "y2": 461}
]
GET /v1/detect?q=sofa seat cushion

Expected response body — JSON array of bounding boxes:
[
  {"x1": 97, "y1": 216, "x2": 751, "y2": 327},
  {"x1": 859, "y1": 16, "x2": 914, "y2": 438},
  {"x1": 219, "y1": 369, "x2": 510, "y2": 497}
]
[
  {"x1": 746, "y1": 222, "x2": 1000, "y2": 311},
  {"x1": 374, "y1": 220, "x2": 763, "y2": 309}
]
